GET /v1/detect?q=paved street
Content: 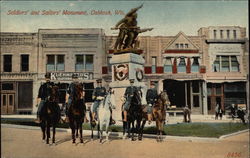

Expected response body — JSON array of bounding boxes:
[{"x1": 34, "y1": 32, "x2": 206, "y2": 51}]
[{"x1": 1, "y1": 125, "x2": 249, "y2": 158}]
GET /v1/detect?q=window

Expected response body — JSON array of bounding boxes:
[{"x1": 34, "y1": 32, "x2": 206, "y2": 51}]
[
  {"x1": 192, "y1": 81, "x2": 200, "y2": 93},
  {"x1": 107, "y1": 57, "x2": 112, "y2": 72},
  {"x1": 213, "y1": 56, "x2": 220, "y2": 72},
  {"x1": 56, "y1": 55, "x2": 65, "y2": 71},
  {"x1": 21, "y1": 55, "x2": 29, "y2": 72},
  {"x1": 220, "y1": 30, "x2": 223, "y2": 39},
  {"x1": 233, "y1": 30, "x2": 237, "y2": 39},
  {"x1": 46, "y1": 55, "x2": 65, "y2": 72},
  {"x1": 226, "y1": 30, "x2": 230, "y2": 39},
  {"x1": 85, "y1": 55, "x2": 94, "y2": 71},
  {"x1": 231, "y1": 56, "x2": 239, "y2": 72},
  {"x1": 191, "y1": 57, "x2": 199, "y2": 72},
  {"x1": 193, "y1": 95, "x2": 200, "y2": 107},
  {"x1": 185, "y1": 44, "x2": 188, "y2": 48},
  {"x1": 175, "y1": 44, "x2": 179, "y2": 49},
  {"x1": 163, "y1": 57, "x2": 172, "y2": 73},
  {"x1": 151, "y1": 57, "x2": 157, "y2": 73},
  {"x1": 177, "y1": 58, "x2": 186, "y2": 73},
  {"x1": 1, "y1": 83, "x2": 14, "y2": 90},
  {"x1": 221, "y1": 56, "x2": 229, "y2": 72},
  {"x1": 213, "y1": 30, "x2": 217, "y2": 39},
  {"x1": 180, "y1": 44, "x2": 184, "y2": 49},
  {"x1": 4, "y1": 55, "x2": 12, "y2": 72},
  {"x1": 213, "y1": 55, "x2": 239, "y2": 72},
  {"x1": 75, "y1": 54, "x2": 94, "y2": 71}
]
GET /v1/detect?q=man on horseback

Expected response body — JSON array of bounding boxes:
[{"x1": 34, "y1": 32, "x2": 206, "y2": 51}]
[
  {"x1": 65, "y1": 73, "x2": 84, "y2": 122},
  {"x1": 123, "y1": 79, "x2": 138, "y2": 122},
  {"x1": 91, "y1": 79, "x2": 106, "y2": 124},
  {"x1": 35, "y1": 73, "x2": 54, "y2": 123},
  {"x1": 146, "y1": 82, "x2": 158, "y2": 124}
]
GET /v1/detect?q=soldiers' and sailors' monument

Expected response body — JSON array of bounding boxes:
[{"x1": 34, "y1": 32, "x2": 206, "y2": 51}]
[{"x1": 109, "y1": 4, "x2": 153, "y2": 120}]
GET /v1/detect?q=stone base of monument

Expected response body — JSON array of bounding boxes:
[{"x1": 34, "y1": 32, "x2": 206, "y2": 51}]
[{"x1": 109, "y1": 53, "x2": 147, "y2": 121}]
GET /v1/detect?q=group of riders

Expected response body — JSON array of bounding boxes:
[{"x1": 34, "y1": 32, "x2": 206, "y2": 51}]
[{"x1": 35, "y1": 73, "x2": 162, "y2": 125}]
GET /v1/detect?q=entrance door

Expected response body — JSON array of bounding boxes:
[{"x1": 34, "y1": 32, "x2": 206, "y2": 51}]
[{"x1": 1, "y1": 93, "x2": 15, "y2": 114}]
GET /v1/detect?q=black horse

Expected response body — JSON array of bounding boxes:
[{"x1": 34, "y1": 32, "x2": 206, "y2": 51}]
[
  {"x1": 40, "y1": 85, "x2": 61, "y2": 144},
  {"x1": 68, "y1": 83, "x2": 86, "y2": 144},
  {"x1": 122, "y1": 89, "x2": 147, "y2": 141}
]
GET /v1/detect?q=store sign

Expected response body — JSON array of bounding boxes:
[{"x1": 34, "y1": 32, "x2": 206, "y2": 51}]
[{"x1": 49, "y1": 72, "x2": 93, "y2": 80}]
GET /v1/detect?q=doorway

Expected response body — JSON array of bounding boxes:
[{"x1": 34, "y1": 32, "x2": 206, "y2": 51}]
[{"x1": 1, "y1": 93, "x2": 15, "y2": 114}]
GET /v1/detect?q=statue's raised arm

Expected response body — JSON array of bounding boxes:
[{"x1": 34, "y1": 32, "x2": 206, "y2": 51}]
[{"x1": 126, "y1": 4, "x2": 143, "y2": 17}]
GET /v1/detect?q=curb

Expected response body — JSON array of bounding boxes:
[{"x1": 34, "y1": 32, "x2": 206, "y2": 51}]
[{"x1": 219, "y1": 129, "x2": 250, "y2": 139}]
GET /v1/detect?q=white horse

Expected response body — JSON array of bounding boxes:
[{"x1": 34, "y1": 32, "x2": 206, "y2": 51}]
[{"x1": 97, "y1": 90, "x2": 116, "y2": 143}]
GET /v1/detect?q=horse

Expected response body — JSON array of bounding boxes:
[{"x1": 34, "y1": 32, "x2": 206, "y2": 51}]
[
  {"x1": 40, "y1": 85, "x2": 61, "y2": 144},
  {"x1": 152, "y1": 91, "x2": 170, "y2": 142},
  {"x1": 122, "y1": 89, "x2": 147, "y2": 141},
  {"x1": 89, "y1": 89, "x2": 116, "y2": 143},
  {"x1": 68, "y1": 83, "x2": 86, "y2": 144}
]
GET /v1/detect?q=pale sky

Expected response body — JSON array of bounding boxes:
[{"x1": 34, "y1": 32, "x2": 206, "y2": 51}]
[{"x1": 0, "y1": 1, "x2": 248, "y2": 36}]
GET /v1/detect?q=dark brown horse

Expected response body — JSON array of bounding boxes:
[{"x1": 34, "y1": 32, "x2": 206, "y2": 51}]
[
  {"x1": 40, "y1": 85, "x2": 61, "y2": 144},
  {"x1": 68, "y1": 83, "x2": 86, "y2": 144},
  {"x1": 152, "y1": 91, "x2": 170, "y2": 142}
]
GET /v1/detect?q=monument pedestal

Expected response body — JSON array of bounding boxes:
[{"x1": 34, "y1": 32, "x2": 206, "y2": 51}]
[{"x1": 109, "y1": 53, "x2": 147, "y2": 121}]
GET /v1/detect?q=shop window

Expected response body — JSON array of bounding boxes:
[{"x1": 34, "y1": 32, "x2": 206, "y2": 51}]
[
  {"x1": 221, "y1": 56, "x2": 229, "y2": 72},
  {"x1": 4, "y1": 55, "x2": 12, "y2": 72},
  {"x1": 3, "y1": 95, "x2": 7, "y2": 106},
  {"x1": 191, "y1": 57, "x2": 199, "y2": 72},
  {"x1": 1, "y1": 83, "x2": 14, "y2": 90},
  {"x1": 163, "y1": 57, "x2": 172, "y2": 73},
  {"x1": 207, "y1": 97, "x2": 211, "y2": 110},
  {"x1": 46, "y1": 55, "x2": 65, "y2": 72},
  {"x1": 192, "y1": 81, "x2": 200, "y2": 93},
  {"x1": 21, "y1": 55, "x2": 29, "y2": 72},
  {"x1": 178, "y1": 58, "x2": 186, "y2": 73},
  {"x1": 151, "y1": 57, "x2": 157, "y2": 73},
  {"x1": 207, "y1": 84, "x2": 212, "y2": 95},
  {"x1": 216, "y1": 84, "x2": 221, "y2": 95},
  {"x1": 193, "y1": 95, "x2": 200, "y2": 107},
  {"x1": 231, "y1": 56, "x2": 239, "y2": 72}
]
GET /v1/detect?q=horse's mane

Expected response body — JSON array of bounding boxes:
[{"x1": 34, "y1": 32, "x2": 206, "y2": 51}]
[
  {"x1": 75, "y1": 83, "x2": 83, "y2": 101},
  {"x1": 49, "y1": 85, "x2": 59, "y2": 103}
]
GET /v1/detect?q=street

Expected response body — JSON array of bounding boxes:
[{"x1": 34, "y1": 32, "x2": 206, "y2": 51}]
[{"x1": 1, "y1": 126, "x2": 249, "y2": 158}]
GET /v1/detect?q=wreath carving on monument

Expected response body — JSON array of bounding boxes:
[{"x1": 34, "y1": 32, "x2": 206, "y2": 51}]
[
  {"x1": 135, "y1": 68, "x2": 144, "y2": 82},
  {"x1": 114, "y1": 64, "x2": 129, "y2": 81}
]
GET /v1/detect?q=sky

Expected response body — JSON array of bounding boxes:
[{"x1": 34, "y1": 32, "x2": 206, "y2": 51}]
[{"x1": 0, "y1": 0, "x2": 248, "y2": 36}]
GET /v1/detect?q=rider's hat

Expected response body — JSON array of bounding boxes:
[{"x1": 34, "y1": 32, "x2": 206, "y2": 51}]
[
  {"x1": 129, "y1": 79, "x2": 135, "y2": 83},
  {"x1": 45, "y1": 73, "x2": 51, "y2": 79},
  {"x1": 72, "y1": 73, "x2": 78, "y2": 79},
  {"x1": 150, "y1": 82, "x2": 156, "y2": 86},
  {"x1": 96, "y1": 79, "x2": 102, "y2": 83}
]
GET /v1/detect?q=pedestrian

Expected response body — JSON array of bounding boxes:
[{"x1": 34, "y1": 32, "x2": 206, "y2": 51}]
[
  {"x1": 219, "y1": 105, "x2": 223, "y2": 120},
  {"x1": 231, "y1": 104, "x2": 236, "y2": 120},
  {"x1": 215, "y1": 104, "x2": 219, "y2": 120}
]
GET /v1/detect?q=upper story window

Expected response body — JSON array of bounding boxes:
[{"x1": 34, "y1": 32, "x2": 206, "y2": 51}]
[
  {"x1": 163, "y1": 57, "x2": 172, "y2": 73},
  {"x1": 75, "y1": 54, "x2": 94, "y2": 71},
  {"x1": 220, "y1": 30, "x2": 223, "y2": 39},
  {"x1": 191, "y1": 57, "x2": 199, "y2": 72},
  {"x1": 151, "y1": 57, "x2": 157, "y2": 73},
  {"x1": 21, "y1": 55, "x2": 29, "y2": 72},
  {"x1": 175, "y1": 44, "x2": 179, "y2": 49},
  {"x1": 213, "y1": 30, "x2": 217, "y2": 39},
  {"x1": 46, "y1": 55, "x2": 65, "y2": 72},
  {"x1": 213, "y1": 55, "x2": 239, "y2": 72},
  {"x1": 226, "y1": 30, "x2": 230, "y2": 39},
  {"x1": 3, "y1": 55, "x2": 12, "y2": 72},
  {"x1": 180, "y1": 44, "x2": 184, "y2": 49},
  {"x1": 185, "y1": 44, "x2": 188, "y2": 48},
  {"x1": 233, "y1": 30, "x2": 237, "y2": 39},
  {"x1": 177, "y1": 58, "x2": 186, "y2": 73}
]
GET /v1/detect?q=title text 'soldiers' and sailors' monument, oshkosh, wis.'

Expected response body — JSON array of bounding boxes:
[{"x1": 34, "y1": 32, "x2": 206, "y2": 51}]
[{"x1": 0, "y1": 4, "x2": 248, "y2": 120}]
